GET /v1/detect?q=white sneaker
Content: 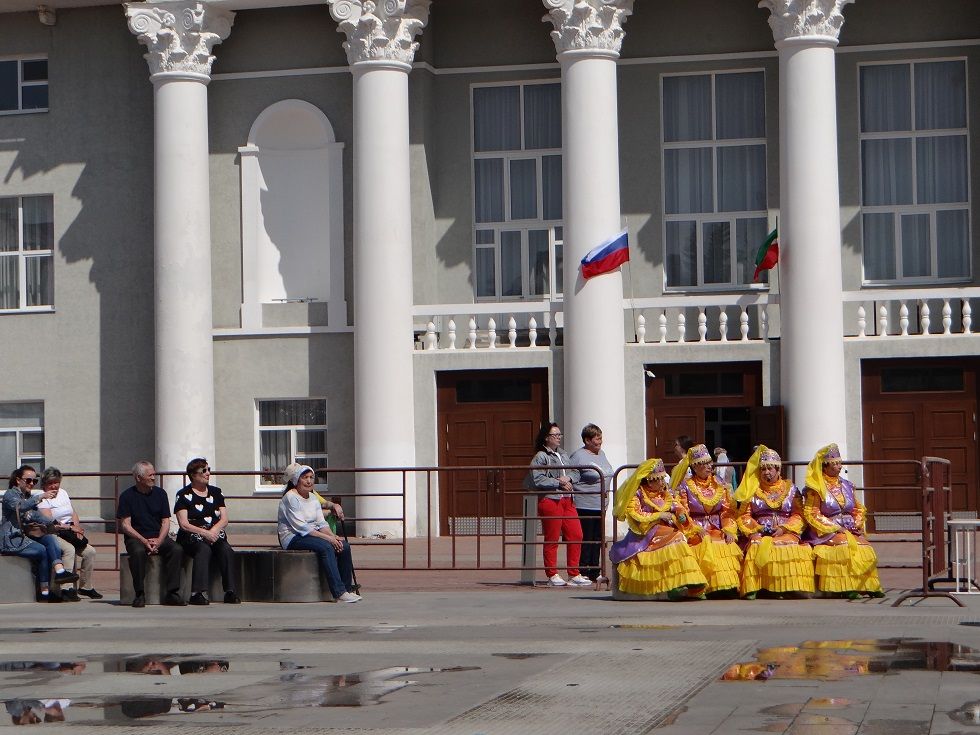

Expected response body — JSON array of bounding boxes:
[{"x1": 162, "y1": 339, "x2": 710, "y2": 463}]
[
  {"x1": 337, "y1": 592, "x2": 361, "y2": 603},
  {"x1": 568, "y1": 575, "x2": 593, "y2": 586},
  {"x1": 548, "y1": 574, "x2": 567, "y2": 586}
]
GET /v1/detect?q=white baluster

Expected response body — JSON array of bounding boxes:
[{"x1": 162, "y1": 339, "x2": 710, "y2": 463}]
[
  {"x1": 528, "y1": 316, "x2": 538, "y2": 347},
  {"x1": 488, "y1": 317, "x2": 497, "y2": 349},
  {"x1": 942, "y1": 299, "x2": 952, "y2": 335},
  {"x1": 920, "y1": 301, "x2": 930, "y2": 335},
  {"x1": 697, "y1": 308, "x2": 707, "y2": 342},
  {"x1": 761, "y1": 307, "x2": 769, "y2": 342},
  {"x1": 857, "y1": 305, "x2": 866, "y2": 338},
  {"x1": 508, "y1": 316, "x2": 517, "y2": 348},
  {"x1": 636, "y1": 314, "x2": 646, "y2": 344},
  {"x1": 963, "y1": 300, "x2": 973, "y2": 334},
  {"x1": 425, "y1": 321, "x2": 437, "y2": 350},
  {"x1": 899, "y1": 302, "x2": 909, "y2": 337},
  {"x1": 467, "y1": 317, "x2": 477, "y2": 349},
  {"x1": 658, "y1": 311, "x2": 667, "y2": 344},
  {"x1": 740, "y1": 308, "x2": 749, "y2": 341},
  {"x1": 878, "y1": 305, "x2": 888, "y2": 337},
  {"x1": 447, "y1": 319, "x2": 457, "y2": 350},
  {"x1": 677, "y1": 312, "x2": 686, "y2": 343},
  {"x1": 719, "y1": 310, "x2": 728, "y2": 342}
]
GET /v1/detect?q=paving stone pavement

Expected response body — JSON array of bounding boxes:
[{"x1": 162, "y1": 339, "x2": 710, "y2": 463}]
[{"x1": 0, "y1": 588, "x2": 979, "y2": 734}]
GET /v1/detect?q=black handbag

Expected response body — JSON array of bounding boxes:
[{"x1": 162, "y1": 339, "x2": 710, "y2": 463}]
[{"x1": 57, "y1": 529, "x2": 89, "y2": 552}]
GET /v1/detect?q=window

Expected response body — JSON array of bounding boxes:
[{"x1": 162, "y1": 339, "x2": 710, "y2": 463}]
[
  {"x1": 257, "y1": 399, "x2": 327, "y2": 487},
  {"x1": 472, "y1": 82, "x2": 564, "y2": 300},
  {"x1": 0, "y1": 195, "x2": 54, "y2": 310},
  {"x1": 0, "y1": 58, "x2": 48, "y2": 113},
  {"x1": 859, "y1": 60, "x2": 970, "y2": 283},
  {"x1": 0, "y1": 402, "x2": 44, "y2": 473},
  {"x1": 661, "y1": 71, "x2": 769, "y2": 289}
]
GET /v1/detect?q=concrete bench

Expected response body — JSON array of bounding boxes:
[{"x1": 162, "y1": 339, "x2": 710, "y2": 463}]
[
  {"x1": 0, "y1": 555, "x2": 39, "y2": 603},
  {"x1": 119, "y1": 549, "x2": 333, "y2": 604}
]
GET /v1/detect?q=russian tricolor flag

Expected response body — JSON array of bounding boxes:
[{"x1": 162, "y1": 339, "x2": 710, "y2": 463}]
[{"x1": 580, "y1": 230, "x2": 629, "y2": 280}]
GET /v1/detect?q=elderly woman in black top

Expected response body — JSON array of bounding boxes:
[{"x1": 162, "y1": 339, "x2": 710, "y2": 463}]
[{"x1": 174, "y1": 458, "x2": 240, "y2": 605}]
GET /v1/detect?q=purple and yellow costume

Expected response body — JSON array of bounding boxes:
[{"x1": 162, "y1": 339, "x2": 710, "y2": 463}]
[
  {"x1": 735, "y1": 446, "x2": 814, "y2": 597},
  {"x1": 802, "y1": 444, "x2": 883, "y2": 596},
  {"x1": 610, "y1": 459, "x2": 706, "y2": 599},
  {"x1": 671, "y1": 444, "x2": 742, "y2": 594}
]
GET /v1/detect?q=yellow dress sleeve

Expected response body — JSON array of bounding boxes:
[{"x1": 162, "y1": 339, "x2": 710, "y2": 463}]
[
  {"x1": 736, "y1": 499, "x2": 760, "y2": 536},
  {"x1": 802, "y1": 488, "x2": 839, "y2": 536},
  {"x1": 719, "y1": 484, "x2": 738, "y2": 537},
  {"x1": 625, "y1": 492, "x2": 658, "y2": 535},
  {"x1": 782, "y1": 488, "x2": 805, "y2": 535}
]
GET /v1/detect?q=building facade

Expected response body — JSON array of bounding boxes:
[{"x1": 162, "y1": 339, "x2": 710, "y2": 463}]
[{"x1": 0, "y1": 0, "x2": 977, "y2": 533}]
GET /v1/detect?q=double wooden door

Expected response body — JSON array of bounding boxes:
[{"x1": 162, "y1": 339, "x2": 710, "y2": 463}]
[
  {"x1": 862, "y1": 359, "x2": 978, "y2": 515},
  {"x1": 437, "y1": 369, "x2": 549, "y2": 532}
]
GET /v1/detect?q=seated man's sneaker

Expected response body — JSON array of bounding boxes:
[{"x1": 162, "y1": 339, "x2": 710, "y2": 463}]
[
  {"x1": 78, "y1": 588, "x2": 103, "y2": 599},
  {"x1": 337, "y1": 592, "x2": 361, "y2": 603}
]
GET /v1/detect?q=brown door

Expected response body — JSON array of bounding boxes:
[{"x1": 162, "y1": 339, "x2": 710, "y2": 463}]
[
  {"x1": 645, "y1": 362, "x2": 774, "y2": 468},
  {"x1": 437, "y1": 369, "x2": 549, "y2": 533},
  {"x1": 862, "y1": 359, "x2": 979, "y2": 516}
]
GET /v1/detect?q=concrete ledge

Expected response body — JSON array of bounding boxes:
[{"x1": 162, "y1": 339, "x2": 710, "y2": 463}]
[
  {"x1": 119, "y1": 549, "x2": 333, "y2": 604},
  {"x1": 0, "y1": 555, "x2": 40, "y2": 603}
]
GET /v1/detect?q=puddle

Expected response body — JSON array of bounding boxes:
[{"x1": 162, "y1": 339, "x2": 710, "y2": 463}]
[
  {"x1": 0, "y1": 661, "x2": 482, "y2": 722},
  {"x1": 491, "y1": 653, "x2": 548, "y2": 660},
  {"x1": 721, "y1": 639, "x2": 980, "y2": 681},
  {"x1": 610, "y1": 624, "x2": 676, "y2": 630}
]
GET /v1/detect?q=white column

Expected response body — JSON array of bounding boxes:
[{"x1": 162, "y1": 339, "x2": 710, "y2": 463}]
[
  {"x1": 760, "y1": 0, "x2": 853, "y2": 462},
  {"x1": 126, "y1": 3, "x2": 233, "y2": 485},
  {"x1": 543, "y1": 0, "x2": 632, "y2": 470},
  {"x1": 328, "y1": 0, "x2": 429, "y2": 536}
]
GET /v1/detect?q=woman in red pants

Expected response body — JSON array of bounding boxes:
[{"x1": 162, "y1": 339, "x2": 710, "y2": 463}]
[{"x1": 525, "y1": 422, "x2": 590, "y2": 587}]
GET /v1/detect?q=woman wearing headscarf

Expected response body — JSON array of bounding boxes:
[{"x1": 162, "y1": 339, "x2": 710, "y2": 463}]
[
  {"x1": 735, "y1": 446, "x2": 813, "y2": 599},
  {"x1": 671, "y1": 443, "x2": 742, "y2": 596},
  {"x1": 609, "y1": 459, "x2": 706, "y2": 600},
  {"x1": 802, "y1": 443, "x2": 884, "y2": 599}
]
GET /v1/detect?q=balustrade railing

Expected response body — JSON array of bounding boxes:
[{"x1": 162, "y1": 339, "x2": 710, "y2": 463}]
[{"x1": 413, "y1": 287, "x2": 978, "y2": 351}]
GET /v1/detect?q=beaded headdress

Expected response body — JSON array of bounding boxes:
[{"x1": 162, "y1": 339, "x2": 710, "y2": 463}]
[
  {"x1": 759, "y1": 448, "x2": 782, "y2": 468},
  {"x1": 689, "y1": 444, "x2": 712, "y2": 465}
]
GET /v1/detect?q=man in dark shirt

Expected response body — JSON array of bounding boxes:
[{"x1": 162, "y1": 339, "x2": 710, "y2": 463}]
[{"x1": 117, "y1": 461, "x2": 185, "y2": 607}]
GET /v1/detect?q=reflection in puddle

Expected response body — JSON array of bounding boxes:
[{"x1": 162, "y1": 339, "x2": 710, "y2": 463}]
[
  {"x1": 610, "y1": 624, "x2": 676, "y2": 630},
  {"x1": 949, "y1": 700, "x2": 980, "y2": 726},
  {"x1": 1, "y1": 662, "x2": 482, "y2": 723},
  {"x1": 491, "y1": 654, "x2": 547, "y2": 660},
  {"x1": 721, "y1": 639, "x2": 980, "y2": 681}
]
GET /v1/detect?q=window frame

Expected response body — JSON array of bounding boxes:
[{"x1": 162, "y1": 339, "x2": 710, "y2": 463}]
[
  {"x1": 0, "y1": 194, "x2": 55, "y2": 313},
  {"x1": 660, "y1": 68, "x2": 770, "y2": 292},
  {"x1": 0, "y1": 56, "x2": 49, "y2": 115},
  {"x1": 857, "y1": 57, "x2": 972, "y2": 286},
  {"x1": 0, "y1": 401, "x2": 45, "y2": 472},
  {"x1": 254, "y1": 398, "x2": 328, "y2": 494},
  {"x1": 470, "y1": 79, "x2": 564, "y2": 302}
]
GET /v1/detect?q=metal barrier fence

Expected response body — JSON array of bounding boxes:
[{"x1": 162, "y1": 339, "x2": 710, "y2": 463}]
[{"x1": 28, "y1": 459, "x2": 956, "y2": 598}]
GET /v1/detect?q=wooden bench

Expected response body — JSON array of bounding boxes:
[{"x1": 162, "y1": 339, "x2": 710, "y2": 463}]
[
  {"x1": 0, "y1": 555, "x2": 41, "y2": 603},
  {"x1": 119, "y1": 549, "x2": 333, "y2": 604}
]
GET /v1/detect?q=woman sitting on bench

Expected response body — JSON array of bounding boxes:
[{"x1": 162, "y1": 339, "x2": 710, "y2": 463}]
[{"x1": 277, "y1": 465, "x2": 360, "y2": 603}]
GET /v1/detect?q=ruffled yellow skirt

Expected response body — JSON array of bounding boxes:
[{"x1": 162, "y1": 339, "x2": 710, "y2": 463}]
[
  {"x1": 740, "y1": 538, "x2": 815, "y2": 596},
  {"x1": 690, "y1": 537, "x2": 743, "y2": 594},
  {"x1": 617, "y1": 535, "x2": 707, "y2": 599},
  {"x1": 812, "y1": 540, "x2": 882, "y2": 594}
]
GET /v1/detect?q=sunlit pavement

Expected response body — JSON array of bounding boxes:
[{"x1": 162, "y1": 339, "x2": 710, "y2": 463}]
[{"x1": 1, "y1": 567, "x2": 979, "y2": 735}]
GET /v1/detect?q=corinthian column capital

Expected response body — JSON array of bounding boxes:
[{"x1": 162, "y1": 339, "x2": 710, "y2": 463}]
[
  {"x1": 125, "y1": 1, "x2": 234, "y2": 80},
  {"x1": 758, "y1": 0, "x2": 854, "y2": 44},
  {"x1": 327, "y1": 0, "x2": 430, "y2": 68},
  {"x1": 542, "y1": 0, "x2": 634, "y2": 58}
]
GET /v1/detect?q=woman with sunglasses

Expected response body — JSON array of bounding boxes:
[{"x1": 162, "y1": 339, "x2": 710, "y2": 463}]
[
  {"x1": 173, "y1": 458, "x2": 240, "y2": 605},
  {"x1": 0, "y1": 465, "x2": 78, "y2": 602}
]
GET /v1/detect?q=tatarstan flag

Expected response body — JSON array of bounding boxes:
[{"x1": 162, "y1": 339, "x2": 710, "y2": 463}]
[{"x1": 752, "y1": 228, "x2": 779, "y2": 282}]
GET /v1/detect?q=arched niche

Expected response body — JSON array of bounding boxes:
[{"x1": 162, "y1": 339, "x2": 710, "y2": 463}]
[{"x1": 239, "y1": 99, "x2": 346, "y2": 328}]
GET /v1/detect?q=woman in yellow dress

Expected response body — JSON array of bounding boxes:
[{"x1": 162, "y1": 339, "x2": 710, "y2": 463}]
[
  {"x1": 609, "y1": 458, "x2": 707, "y2": 600},
  {"x1": 735, "y1": 446, "x2": 814, "y2": 599},
  {"x1": 802, "y1": 443, "x2": 884, "y2": 599},
  {"x1": 671, "y1": 444, "x2": 742, "y2": 596}
]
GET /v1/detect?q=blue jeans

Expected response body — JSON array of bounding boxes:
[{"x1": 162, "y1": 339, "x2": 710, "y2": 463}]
[
  {"x1": 287, "y1": 534, "x2": 354, "y2": 599},
  {"x1": 11, "y1": 534, "x2": 63, "y2": 586}
]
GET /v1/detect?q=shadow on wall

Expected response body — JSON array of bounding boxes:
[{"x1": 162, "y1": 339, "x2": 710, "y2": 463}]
[{"x1": 2, "y1": 7, "x2": 155, "y2": 517}]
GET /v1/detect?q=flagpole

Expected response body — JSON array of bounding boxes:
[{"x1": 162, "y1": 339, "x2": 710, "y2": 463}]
[{"x1": 623, "y1": 216, "x2": 638, "y2": 341}]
